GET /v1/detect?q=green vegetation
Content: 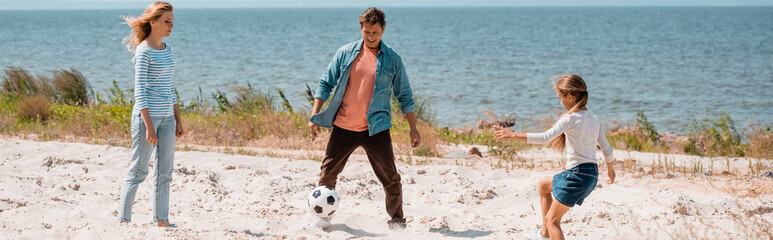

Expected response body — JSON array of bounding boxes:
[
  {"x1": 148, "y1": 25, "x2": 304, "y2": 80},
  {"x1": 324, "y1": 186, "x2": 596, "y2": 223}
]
[
  {"x1": 685, "y1": 111, "x2": 744, "y2": 157},
  {"x1": 0, "y1": 66, "x2": 441, "y2": 154},
  {"x1": 607, "y1": 109, "x2": 771, "y2": 159},
  {"x1": 606, "y1": 110, "x2": 668, "y2": 153},
  {"x1": 1, "y1": 66, "x2": 771, "y2": 161}
]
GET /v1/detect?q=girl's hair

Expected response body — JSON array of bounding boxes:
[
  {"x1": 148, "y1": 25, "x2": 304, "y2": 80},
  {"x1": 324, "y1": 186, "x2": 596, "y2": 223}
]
[
  {"x1": 547, "y1": 74, "x2": 589, "y2": 153},
  {"x1": 121, "y1": 1, "x2": 173, "y2": 53}
]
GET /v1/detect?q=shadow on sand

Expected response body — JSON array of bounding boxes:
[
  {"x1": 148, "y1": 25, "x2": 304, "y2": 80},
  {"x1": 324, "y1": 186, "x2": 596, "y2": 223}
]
[
  {"x1": 226, "y1": 229, "x2": 268, "y2": 237},
  {"x1": 429, "y1": 227, "x2": 494, "y2": 238},
  {"x1": 327, "y1": 224, "x2": 387, "y2": 237}
]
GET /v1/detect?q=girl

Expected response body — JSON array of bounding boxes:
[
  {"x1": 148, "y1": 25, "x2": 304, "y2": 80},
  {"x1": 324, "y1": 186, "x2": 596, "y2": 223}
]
[
  {"x1": 117, "y1": 1, "x2": 183, "y2": 227},
  {"x1": 493, "y1": 74, "x2": 616, "y2": 240}
]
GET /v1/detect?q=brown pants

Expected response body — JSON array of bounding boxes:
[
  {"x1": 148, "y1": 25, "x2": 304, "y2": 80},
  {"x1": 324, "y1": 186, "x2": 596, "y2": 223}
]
[{"x1": 318, "y1": 126, "x2": 404, "y2": 221}]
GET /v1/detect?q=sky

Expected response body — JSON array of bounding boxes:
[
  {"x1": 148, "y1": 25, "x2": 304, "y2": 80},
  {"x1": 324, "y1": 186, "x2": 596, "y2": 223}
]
[{"x1": 0, "y1": 0, "x2": 771, "y2": 10}]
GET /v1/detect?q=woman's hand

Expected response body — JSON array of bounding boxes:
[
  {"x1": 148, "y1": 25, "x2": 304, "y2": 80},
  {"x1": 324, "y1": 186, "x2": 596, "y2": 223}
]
[
  {"x1": 492, "y1": 125, "x2": 515, "y2": 141},
  {"x1": 139, "y1": 109, "x2": 157, "y2": 145},
  {"x1": 175, "y1": 122, "x2": 185, "y2": 137},
  {"x1": 173, "y1": 105, "x2": 184, "y2": 137},
  {"x1": 146, "y1": 128, "x2": 158, "y2": 145}
]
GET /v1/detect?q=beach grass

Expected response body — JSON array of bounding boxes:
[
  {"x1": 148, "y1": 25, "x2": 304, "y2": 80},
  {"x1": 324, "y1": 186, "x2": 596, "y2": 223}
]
[
  {"x1": 1, "y1": 66, "x2": 771, "y2": 163},
  {"x1": 606, "y1": 111, "x2": 670, "y2": 153}
]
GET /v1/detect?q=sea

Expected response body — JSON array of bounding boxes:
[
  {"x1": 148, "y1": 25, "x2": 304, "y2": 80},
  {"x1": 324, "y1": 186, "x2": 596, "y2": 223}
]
[{"x1": 2, "y1": 7, "x2": 772, "y2": 132}]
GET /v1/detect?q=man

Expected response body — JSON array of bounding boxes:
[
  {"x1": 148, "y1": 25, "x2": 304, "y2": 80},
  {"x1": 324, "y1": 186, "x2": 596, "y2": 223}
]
[{"x1": 308, "y1": 7, "x2": 421, "y2": 230}]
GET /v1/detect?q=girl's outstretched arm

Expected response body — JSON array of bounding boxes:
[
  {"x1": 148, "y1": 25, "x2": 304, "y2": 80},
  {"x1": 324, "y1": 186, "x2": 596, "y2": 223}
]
[
  {"x1": 493, "y1": 125, "x2": 527, "y2": 141},
  {"x1": 493, "y1": 115, "x2": 572, "y2": 143},
  {"x1": 525, "y1": 115, "x2": 572, "y2": 144}
]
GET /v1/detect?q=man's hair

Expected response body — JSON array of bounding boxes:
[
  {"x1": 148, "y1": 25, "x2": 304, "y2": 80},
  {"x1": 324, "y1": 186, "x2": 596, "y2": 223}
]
[{"x1": 358, "y1": 7, "x2": 386, "y2": 29}]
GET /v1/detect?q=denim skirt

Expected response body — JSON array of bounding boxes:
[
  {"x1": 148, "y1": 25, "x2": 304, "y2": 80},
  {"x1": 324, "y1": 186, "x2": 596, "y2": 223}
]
[{"x1": 552, "y1": 163, "x2": 598, "y2": 207}]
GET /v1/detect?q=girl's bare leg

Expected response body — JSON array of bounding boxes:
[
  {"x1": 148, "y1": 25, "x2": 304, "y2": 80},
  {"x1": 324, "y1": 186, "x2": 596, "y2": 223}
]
[
  {"x1": 538, "y1": 177, "x2": 553, "y2": 238},
  {"x1": 545, "y1": 200, "x2": 571, "y2": 240}
]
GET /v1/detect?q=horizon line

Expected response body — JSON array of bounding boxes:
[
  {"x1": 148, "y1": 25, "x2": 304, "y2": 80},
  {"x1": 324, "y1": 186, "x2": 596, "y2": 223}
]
[{"x1": 2, "y1": 4, "x2": 773, "y2": 11}]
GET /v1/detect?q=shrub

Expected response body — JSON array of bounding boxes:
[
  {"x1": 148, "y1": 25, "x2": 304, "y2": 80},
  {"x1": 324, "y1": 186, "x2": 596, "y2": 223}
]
[
  {"x1": 636, "y1": 110, "x2": 658, "y2": 143},
  {"x1": 212, "y1": 90, "x2": 231, "y2": 113},
  {"x1": 1, "y1": 66, "x2": 54, "y2": 97},
  {"x1": 605, "y1": 111, "x2": 667, "y2": 153},
  {"x1": 391, "y1": 94, "x2": 437, "y2": 126},
  {"x1": 277, "y1": 88, "x2": 293, "y2": 113},
  {"x1": 17, "y1": 95, "x2": 52, "y2": 120},
  {"x1": 746, "y1": 125, "x2": 773, "y2": 159},
  {"x1": 51, "y1": 68, "x2": 93, "y2": 106},
  {"x1": 228, "y1": 84, "x2": 276, "y2": 113},
  {"x1": 686, "y1": 111, "x2": 745, "y2": 157},
  {"x1": 108, "y1": 80, "x2": 133, "y2": 106}
]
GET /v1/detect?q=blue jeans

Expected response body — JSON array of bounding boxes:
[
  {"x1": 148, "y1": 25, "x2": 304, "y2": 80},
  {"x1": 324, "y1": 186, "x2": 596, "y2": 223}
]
[{"x1": 118, "y1": 114, "x2": 176, "y2": 222}]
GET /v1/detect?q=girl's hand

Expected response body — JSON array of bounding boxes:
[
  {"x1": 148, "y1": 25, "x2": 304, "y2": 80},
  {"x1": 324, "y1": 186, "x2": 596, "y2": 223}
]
[
  {"x1": 492, "y1": 125, "x2": 515, "y2": 141},
  {"x1": 606, "y1": 167, "x2": 616, "y2": 184},
  {"x1": 146, "y1": 129, "x2": 158, "y2": 145}
]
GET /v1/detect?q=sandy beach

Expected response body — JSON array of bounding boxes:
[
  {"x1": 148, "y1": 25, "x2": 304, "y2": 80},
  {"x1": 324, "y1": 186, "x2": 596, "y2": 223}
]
[{"x1": 1, "y1": 137, "x2": 771, "y2": 239}]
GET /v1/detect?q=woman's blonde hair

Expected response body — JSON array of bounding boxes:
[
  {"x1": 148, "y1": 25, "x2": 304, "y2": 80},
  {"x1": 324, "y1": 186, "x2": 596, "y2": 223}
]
[
  {"x1": 548, "y1": 74, "x2": 589, "y2": 153},
  {"x1": 121, "y1": 1, "x2": 173, "y2": 53}
]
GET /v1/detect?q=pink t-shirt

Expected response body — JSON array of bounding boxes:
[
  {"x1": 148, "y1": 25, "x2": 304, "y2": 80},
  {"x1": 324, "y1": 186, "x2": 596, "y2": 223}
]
[{"x1": 334, "y1": 45, "x2": 379, "y2": 132}]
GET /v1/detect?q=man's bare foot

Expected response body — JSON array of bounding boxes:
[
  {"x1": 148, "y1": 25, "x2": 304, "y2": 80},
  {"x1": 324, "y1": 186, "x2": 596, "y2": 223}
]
[
  {"x1": 120, "y1": 221, "x2": 129, "y2": 224},
  {"x1": 157, "y1": 222, "x2": 169, "y2": 227}
]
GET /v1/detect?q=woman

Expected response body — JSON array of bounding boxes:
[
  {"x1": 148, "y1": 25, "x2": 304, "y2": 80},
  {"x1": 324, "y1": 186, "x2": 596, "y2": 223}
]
[{"x1": 117, "y1": 1, "x2": 183, "y2": 227}]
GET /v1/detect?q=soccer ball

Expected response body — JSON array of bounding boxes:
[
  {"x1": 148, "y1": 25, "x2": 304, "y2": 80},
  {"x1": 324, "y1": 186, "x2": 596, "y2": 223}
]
[{"x1": 307, "y1": 186, "x2": 339, "y2": 217}]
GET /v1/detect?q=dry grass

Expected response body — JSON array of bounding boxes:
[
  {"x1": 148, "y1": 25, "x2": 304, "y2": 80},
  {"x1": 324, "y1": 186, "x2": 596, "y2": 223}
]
[
  {"x1": 17, "y1": 95, "x2": 52, "y2": 121},
  {"x1": 746, "y1": 125, "x2": 773, "y2": 159},
  {"x1": 51, "y1": 69, "x2": 93, "y2": 106},
  {"x1": 1, "y1": 67, "x2": 771, "y2": 165},
  {"x1": 180, "y1": 111, "x2": 311, "y2": 148},
  {"x1": 0, "y1": 89, "x2": 443, "y2": 157},
  {"x1": 391, "y1": 117, "x2": 441, "y2": 157},
  {"x1": 1, "y1": 66, "x2": 94, "y2": 107},
  {"x1": 1, "y1": 66, "x2": 54, "y2": 97}
]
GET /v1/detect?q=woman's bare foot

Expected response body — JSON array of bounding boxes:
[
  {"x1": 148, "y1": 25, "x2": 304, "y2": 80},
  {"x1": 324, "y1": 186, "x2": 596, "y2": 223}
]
[{"x1": 157, "y1": 222, "x2": 169, "y2": 227}]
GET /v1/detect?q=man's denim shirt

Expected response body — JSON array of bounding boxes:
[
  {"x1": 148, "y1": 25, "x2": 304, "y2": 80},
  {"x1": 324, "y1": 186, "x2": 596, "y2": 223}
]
[{"x1": 310, "y1": 39, "x2": 415, "y2": 136}]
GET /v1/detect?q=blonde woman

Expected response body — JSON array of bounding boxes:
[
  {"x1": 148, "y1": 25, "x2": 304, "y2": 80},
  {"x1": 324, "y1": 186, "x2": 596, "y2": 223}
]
[{"x1": 117, "y1": 1, "x2": 183, "y2": 227}]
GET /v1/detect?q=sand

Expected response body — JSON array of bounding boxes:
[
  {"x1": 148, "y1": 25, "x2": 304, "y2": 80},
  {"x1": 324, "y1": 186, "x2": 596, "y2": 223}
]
[{"x1": 1, "y1": 138, "x2": 772, "y2": 239}]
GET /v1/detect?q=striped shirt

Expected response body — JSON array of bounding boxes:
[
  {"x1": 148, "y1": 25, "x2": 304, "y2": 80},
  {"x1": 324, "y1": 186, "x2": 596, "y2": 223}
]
[{"x1": 132, "y1": 43, "x2": 176, "y2": 117}]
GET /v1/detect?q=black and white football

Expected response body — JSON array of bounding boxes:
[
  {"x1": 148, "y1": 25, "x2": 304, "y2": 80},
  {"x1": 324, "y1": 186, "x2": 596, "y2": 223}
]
[{"x1": 307, "y1": 185, "x2": 340, "y2": 217}]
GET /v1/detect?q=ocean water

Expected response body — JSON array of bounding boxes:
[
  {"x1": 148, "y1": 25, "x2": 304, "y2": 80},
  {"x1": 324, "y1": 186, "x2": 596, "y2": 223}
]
[{"x1": 2, "y1": 7, "x2": 772, "y2": 132}]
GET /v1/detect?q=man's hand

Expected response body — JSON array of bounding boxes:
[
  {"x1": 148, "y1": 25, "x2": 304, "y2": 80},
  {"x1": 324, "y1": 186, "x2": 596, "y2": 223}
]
[
  {"x1": 309, "y1": 122, "x2": 320, "y2": 138},
  {"x1": 410, "y1": 128, "x2": 421, "y2": 148}
]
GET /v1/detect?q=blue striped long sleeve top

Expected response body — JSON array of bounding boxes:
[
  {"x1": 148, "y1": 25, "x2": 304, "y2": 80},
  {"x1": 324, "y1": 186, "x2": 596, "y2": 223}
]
[{"x1": 132, "y1": 43, "x2": 177, "y2": 117}]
